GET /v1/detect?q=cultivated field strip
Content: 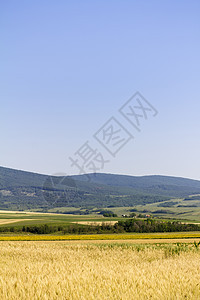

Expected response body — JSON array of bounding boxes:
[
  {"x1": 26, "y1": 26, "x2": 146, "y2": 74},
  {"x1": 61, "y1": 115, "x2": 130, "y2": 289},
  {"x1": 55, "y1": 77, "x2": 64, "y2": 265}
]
[{"x1": 0, "y1": 232, "x2": 200, "y2": 241}]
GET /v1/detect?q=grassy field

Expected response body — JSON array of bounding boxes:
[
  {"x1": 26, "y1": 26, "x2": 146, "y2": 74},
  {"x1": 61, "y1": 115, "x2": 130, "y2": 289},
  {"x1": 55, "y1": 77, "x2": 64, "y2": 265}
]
[
  {"x1": 0, "y1": 211, "x2": 113, "y2": 228},
  {"x1": 0, "y1": 241, "x2": 200, "y2": 299},
  {"x1": 108, "y1": 198, "x2": 200, "y2": 222},
  {"x1": 49, "y1": 199, "x2": 200, "y2": 222},
  {"x1": 0, "y1": 208, "x2": 199, "y2": 229}
]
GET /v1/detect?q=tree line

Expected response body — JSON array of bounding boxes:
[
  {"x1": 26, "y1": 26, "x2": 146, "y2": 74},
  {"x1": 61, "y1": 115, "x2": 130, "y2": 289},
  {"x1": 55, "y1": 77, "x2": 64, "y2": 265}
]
[{"x1": 0, "y1": 219, "x2": 199, "y2": 234}]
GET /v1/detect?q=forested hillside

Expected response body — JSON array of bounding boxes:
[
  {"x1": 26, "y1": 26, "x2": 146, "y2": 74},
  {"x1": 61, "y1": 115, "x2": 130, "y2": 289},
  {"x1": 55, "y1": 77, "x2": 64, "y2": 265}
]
[{"x1": 1, "y1": 166, "x2": 200, "y2": 210}]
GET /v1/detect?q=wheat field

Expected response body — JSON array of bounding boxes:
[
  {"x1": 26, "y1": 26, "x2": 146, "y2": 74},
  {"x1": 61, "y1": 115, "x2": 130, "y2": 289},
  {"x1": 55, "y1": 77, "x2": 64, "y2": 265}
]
[{"x1": 0, "y1": 241, "x2": 200, "y2": 299}]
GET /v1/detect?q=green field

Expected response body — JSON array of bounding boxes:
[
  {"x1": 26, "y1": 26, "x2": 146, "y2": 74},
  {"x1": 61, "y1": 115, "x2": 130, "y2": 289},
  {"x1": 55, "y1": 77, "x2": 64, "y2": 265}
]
[
  {"x1": 0, "y1": 209, "x2": 198, "y2": 229},
  {"x1": 46, "y1": 195, "x2": 200, "y2": 222},
  {"x1": 0, "y1": 211, "x2": 119, "y2": 228},
  {"x1": 98, "y1": 198, "x2": 200, "y2": 222},
  {"x1": 0, "y1": 209, "x2": 200, "y2": 242}
]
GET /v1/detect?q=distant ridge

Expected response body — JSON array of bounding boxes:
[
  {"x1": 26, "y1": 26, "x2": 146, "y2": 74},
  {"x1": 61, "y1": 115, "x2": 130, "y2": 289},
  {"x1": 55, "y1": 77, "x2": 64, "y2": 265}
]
[
  {"x1": 72, "y1": 172, "x2": 200, "y2": 189},
  {"x1": 1, "y1": 166, "x2": 200, "y2": 211}
]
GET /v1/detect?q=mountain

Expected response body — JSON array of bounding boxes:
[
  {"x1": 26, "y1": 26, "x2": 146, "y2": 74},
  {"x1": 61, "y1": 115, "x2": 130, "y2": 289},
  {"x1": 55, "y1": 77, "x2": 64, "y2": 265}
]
[{"x1": 1, "y1": 166, "x2": 200, "y2": 211}]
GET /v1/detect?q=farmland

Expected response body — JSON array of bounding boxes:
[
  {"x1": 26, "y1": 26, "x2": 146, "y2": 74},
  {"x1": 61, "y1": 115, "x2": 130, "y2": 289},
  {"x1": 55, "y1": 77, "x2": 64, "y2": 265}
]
[
  {"x1": 0, "y1": 211, "x2": 200, "y2": 299},
  {"x1": 0, "y1": 207, "x2": 200, "y2": 298},
  {"x1": 0, "y1": 241, "x2": 200, "y2": 299},
  {"x1": 0, "y1": 211, "x2": 121, "y2": 230}
]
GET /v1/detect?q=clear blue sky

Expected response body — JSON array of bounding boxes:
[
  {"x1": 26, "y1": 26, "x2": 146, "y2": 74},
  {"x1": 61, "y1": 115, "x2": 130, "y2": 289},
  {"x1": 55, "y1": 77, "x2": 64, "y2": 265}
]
[{"x1": 1, "y1": 0, "x2": 200, "y2": 180}]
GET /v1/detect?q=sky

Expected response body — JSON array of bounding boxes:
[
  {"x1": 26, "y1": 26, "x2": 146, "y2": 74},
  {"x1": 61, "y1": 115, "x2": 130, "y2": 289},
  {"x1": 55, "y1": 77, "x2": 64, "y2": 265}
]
[{"x1": 1, "y1": 0, "x2": 200, "y2": 180}]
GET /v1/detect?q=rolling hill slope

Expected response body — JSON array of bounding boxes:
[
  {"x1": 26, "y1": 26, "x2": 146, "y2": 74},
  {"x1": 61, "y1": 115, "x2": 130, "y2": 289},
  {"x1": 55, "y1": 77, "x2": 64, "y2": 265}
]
[{"x1": 0, "y1": 166, "x2": 200, "y2": 211}]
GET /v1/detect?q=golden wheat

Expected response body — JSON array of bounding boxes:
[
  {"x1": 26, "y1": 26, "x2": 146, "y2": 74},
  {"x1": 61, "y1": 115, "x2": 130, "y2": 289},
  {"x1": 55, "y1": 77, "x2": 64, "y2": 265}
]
[{"x1": 0, "y1": 242, "x2": 199, "y2": 299}]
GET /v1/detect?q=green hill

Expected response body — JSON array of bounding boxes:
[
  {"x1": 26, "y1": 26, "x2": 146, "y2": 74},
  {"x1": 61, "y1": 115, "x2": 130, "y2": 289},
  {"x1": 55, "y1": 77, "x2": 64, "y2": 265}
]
[{"x1": 1, "y1": 166, "x2": 200, "y2": 211}]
